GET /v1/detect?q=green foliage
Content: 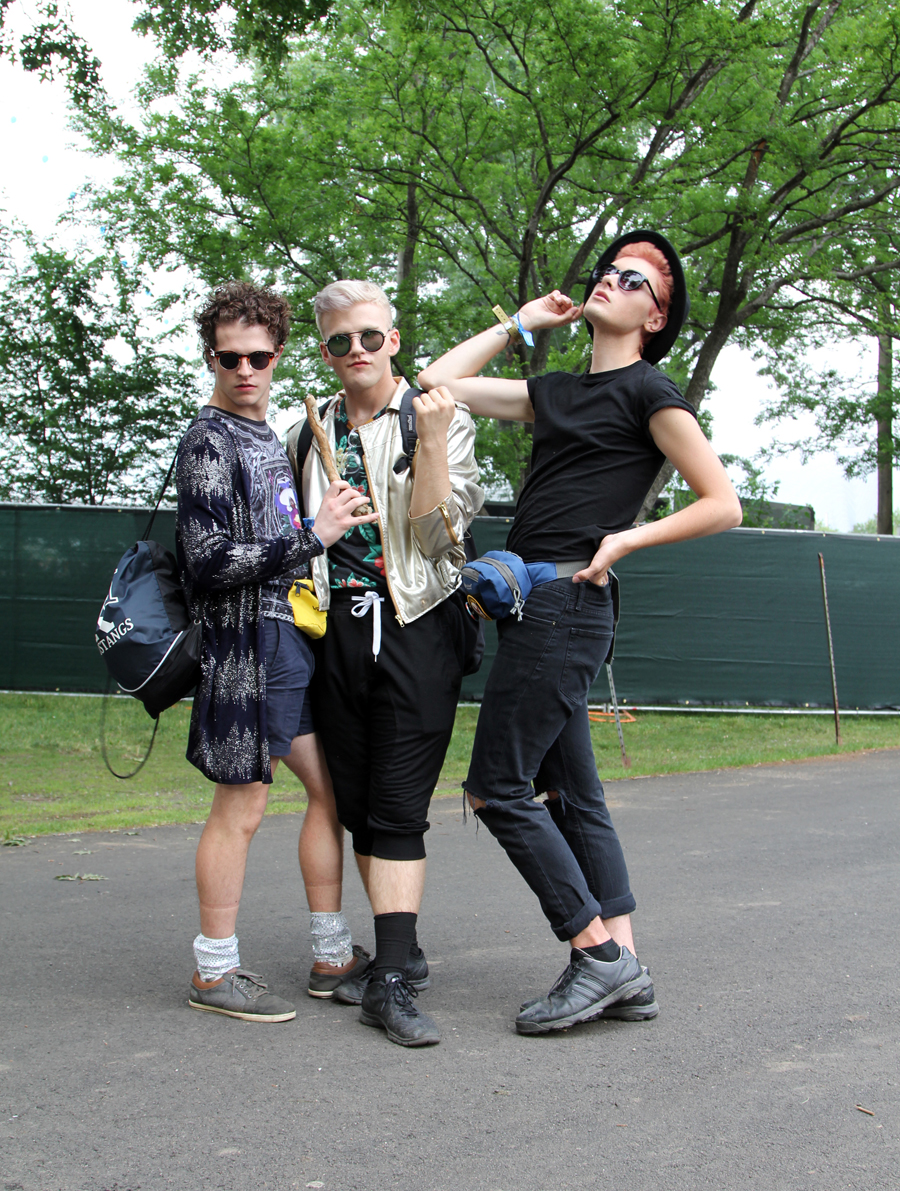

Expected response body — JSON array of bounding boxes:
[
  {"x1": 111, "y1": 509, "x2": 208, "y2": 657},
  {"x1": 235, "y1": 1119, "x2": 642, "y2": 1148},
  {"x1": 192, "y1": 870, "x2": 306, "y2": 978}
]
[
  {"x1": 0, "y1": 225, "x2": 201, "y2": 504},
  {"x1": 852, "y1": 510, "x2": 900, "y2": 535}
]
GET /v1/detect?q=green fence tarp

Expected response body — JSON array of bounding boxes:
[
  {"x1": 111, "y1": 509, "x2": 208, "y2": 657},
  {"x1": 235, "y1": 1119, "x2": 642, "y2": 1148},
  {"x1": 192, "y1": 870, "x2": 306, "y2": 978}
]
[{"x1": 2, "y1": 504, "x2": 899, "y2": 707}]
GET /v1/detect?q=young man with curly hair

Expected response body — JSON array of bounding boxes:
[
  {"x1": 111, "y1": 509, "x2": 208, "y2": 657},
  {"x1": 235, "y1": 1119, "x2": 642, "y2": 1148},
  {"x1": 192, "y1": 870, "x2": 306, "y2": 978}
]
[
  {"x1": 178, "y1": 281, "x2": 378, "y2": 1022},
  {"x1": 418, "y1": 231, "x2": 742, "y2": 1035}
]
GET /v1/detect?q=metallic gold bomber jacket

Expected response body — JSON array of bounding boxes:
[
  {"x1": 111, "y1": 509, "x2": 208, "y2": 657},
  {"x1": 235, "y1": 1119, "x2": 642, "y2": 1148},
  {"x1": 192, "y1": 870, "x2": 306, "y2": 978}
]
[{"x1": 284, "y1": 379, "x2": 484, "y2": 625}]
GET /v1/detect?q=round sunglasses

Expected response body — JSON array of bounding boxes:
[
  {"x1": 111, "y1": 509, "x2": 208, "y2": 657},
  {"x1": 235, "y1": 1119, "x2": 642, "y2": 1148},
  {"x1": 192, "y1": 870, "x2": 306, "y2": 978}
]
[
  {"x1": 210, "y1": 350, "x2": 277, "y2": 370},
  {"x1": 324, "y1": 329, "x2": 386, "y2": 357},
  {"x1": 600, "y1": 265, "x2": 662, "y2": 311}
]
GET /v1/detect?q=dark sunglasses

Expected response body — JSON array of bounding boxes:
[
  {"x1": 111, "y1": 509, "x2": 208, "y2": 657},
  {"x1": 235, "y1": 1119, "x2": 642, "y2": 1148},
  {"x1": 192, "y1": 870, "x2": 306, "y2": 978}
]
[
  {"x1": 600, "y1": 265, "x2": 662, "y2": 311},
  {"x1": 324, "y1": 329, "x2": 386, "y2": 357},
  {"x1": 211, "y1": 350, "x2": 277, "y2": 370}
]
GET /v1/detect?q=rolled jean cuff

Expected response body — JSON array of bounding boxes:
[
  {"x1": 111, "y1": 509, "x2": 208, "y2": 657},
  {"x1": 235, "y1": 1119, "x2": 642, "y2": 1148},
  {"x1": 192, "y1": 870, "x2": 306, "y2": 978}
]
[
  {"x1": 599, "y1": 891, "x2": 637, "y2": 920},
  {"x1": 557, "y1": 897, "x2": 606, "y2": 944}
]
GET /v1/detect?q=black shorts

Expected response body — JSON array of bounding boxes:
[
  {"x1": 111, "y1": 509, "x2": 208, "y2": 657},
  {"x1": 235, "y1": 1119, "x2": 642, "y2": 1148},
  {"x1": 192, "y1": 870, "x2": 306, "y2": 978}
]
[{"x1": 311, "y1": 590, "x2": 466, "y2": 861}]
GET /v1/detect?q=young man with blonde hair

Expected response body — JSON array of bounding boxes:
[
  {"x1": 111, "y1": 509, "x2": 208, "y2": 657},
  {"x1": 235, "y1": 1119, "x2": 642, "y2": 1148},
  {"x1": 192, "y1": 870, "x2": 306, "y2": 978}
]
[
  {"x1": 177, "y1": 281, "x2": 379, "y2": 1022},
  {"x1": 418, "y1": 231, "x2": 742, "y2": 1034},
  {"x1": 286, "y1": 279, "x2": 482, "y2": 1046}
]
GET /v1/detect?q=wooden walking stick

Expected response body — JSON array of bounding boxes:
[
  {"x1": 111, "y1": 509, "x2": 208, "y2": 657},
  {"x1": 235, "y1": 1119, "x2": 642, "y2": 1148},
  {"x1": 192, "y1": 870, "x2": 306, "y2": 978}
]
[{"x1": 303, "y1": 397, "x2": 372, "y2": 515}]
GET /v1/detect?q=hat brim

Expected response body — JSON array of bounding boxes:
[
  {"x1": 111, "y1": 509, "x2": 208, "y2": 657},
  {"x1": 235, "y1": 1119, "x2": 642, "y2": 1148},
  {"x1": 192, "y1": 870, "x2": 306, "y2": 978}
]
[{"x1": 583, "y1": 229, "x2": 690, "y2": 366}]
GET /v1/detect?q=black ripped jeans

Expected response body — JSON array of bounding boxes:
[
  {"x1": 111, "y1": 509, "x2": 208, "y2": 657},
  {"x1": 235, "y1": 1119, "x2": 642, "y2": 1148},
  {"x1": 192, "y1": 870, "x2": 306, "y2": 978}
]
[{"x1": 464, "y1": 577, "x2": 635, "y2": 941}]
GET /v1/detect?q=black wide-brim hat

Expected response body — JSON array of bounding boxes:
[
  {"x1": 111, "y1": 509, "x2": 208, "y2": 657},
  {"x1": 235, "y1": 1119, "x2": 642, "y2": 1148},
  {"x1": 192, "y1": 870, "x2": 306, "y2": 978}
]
[{"x1": 583, "y1": 229, "x2": 690, "y2": 365}]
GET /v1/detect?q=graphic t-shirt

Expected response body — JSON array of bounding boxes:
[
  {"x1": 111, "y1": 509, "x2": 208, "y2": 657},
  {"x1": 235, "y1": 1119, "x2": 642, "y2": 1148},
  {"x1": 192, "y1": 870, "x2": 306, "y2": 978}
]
[
  {"x1": 200, "y1": 406, "x2": 307, "y2": 620},
  {"x1": 507, "y1": 361, "x2": 697, "y2": 562},
  {"x1": 327, "y1": 397, "x2": 388, "y2": 592}
]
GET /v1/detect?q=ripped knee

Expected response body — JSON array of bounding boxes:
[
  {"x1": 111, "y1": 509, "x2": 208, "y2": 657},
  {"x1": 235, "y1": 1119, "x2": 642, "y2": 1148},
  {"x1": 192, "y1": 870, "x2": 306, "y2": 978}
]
[{"x1": 466, "y1": 791, "x2": 486, "y2": 812}]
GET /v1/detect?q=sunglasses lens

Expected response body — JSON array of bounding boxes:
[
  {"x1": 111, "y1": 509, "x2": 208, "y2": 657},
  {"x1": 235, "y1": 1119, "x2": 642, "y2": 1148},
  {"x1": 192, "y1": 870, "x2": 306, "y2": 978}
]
[
  {"x1": 216, "y1": 352, "x2": 240, "y2": 369},
  {"x1": 327, "y1": 335, "x2": 351, "y2": 357},
  {"x1": 248, "y1": 352, "x2": 273, "y2": 369},
  {"x1": 360, "y1": 330, "x2": 385, "y2": 352},
  {"x1": 618, "y1": 270, "x2": 645, "y2": 290}
]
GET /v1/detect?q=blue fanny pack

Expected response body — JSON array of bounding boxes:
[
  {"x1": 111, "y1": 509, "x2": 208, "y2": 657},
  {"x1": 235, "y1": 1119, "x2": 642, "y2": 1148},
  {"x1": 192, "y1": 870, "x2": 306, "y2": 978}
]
[{"x1": 460, "y1": 551, "x2": 559, "y2": 621}]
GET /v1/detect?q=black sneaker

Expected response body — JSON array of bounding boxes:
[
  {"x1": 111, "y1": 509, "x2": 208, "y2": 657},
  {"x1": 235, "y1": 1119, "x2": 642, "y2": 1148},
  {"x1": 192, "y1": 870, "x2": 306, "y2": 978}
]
[
  {"x1": 333, "y1": 946, "x2": 430, "y2": 1005},
  {"x1": 359, "y1": 973, "x2": 440, "y2": 1046},
  {"x1": 602, "y1": 967, "x2": 659, "y2": 1020},
  {"x1": 307, "y1": 944, "x2": 371, "y2": 999},
  {"x1": 514, "y1": 946, "x2": 651, "y2": 1035},
  {"x1": 189, "y1": 969, "x2": 296, "y2": 1022},
  {"x1": 519, "y1": 964, "x2": 659, "y2": 1020}
]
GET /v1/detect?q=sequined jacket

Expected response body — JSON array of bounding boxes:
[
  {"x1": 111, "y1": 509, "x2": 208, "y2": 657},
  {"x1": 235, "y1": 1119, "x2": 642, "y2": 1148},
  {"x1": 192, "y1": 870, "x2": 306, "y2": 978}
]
[
  {"x1": 175, "y1": 414, "x2": 323, "y2": 784},
  {"x1": 284, "y1": 381, "x2": 483, "y2": 625}
]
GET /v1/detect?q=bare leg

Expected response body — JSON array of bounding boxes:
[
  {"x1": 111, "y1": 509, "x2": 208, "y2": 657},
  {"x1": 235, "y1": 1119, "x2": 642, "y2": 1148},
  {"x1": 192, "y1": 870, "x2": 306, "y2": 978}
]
[
  {"x1": 281, "y1": 732, "x2": 344, "y2": 913},
  {"x1": 355, "y1": 851, "x2": 371, "y2": 895},
  {"x1": 368, "y1": 857, "x2": 426, "y2": 915},
  {"x1": 196, "y1": 779, "x2": 269, "y2": 938}
]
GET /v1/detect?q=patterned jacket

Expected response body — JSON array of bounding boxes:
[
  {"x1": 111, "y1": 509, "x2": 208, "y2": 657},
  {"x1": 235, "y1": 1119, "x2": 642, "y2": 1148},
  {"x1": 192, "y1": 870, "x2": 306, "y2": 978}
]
[{"x1": 175, "y1": 413, "x2": 323, "y2": 784}]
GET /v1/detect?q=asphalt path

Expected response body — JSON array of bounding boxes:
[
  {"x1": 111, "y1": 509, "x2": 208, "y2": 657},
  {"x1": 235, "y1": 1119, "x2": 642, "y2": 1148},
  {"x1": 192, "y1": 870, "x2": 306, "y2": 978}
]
[{"x1": 2, "y1": 749, "x2": 898, "y2": 1191}]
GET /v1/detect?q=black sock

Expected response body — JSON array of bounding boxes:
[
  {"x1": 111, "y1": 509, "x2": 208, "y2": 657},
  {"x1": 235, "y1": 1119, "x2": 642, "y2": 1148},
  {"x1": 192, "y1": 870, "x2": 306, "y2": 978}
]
[
  {"x1": 373, "y1": 912, "x2": 417, "y2": 982},
  {"x1": 581, "y1": 940, "x2": 621, "y2": 963}
]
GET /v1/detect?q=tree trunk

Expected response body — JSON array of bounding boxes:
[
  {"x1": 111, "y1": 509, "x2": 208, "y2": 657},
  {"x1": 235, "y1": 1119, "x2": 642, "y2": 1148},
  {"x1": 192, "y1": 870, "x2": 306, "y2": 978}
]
[{"x1": 875, "y1": 320, "x2": 893, "y2": 535}]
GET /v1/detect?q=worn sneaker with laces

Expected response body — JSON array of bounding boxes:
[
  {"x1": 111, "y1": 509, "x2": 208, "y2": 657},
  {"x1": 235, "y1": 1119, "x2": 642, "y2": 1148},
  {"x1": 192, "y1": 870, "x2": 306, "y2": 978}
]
[
  {"x1": 514, "y1": 946, "x2": 651, "y2": 1035},
  {"x1": 520, "y1": 964, "x2": 659, "y2": 1021},
  {"x1": 189, "y1": 969, "x2": 296, "y2": 1022},
  {"x1": 359, "y1": 972, "x2": 440, "y2": 1046},
  {"x1": 333, "y1": 946, "x2": 430, "y2": 1005},
  {"x1": 307, "y1": 944, "x2": 371, "y2": 999}
]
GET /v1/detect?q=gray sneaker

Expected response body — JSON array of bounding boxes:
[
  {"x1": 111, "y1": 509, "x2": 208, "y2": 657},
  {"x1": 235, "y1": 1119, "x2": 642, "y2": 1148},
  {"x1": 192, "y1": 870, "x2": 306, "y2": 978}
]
[
  {"x1": 308, "y1": 945, "x2": 371, "y2": 999},
  {"x1": 520, "y1": 964, "x2": 659, "y2": 1020},
  {"x1": 189, "y1": 969, "x2": 296, "y2": 1022},
  {"x1": 515, "y1": 946, "x2": 651, "y2": 1035}
]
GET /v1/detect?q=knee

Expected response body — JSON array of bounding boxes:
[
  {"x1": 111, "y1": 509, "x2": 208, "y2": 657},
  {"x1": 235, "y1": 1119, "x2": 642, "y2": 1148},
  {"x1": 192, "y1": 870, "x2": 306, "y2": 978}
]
[{"x1": 466, "y1": 791, "x2": 486, "y2": 812}]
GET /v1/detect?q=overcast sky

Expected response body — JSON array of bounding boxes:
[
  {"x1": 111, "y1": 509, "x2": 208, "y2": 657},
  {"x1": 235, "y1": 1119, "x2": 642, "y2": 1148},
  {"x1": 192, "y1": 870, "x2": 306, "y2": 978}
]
[{"x1": 0, "y1": 0, "x2": 893, "y2": 532}]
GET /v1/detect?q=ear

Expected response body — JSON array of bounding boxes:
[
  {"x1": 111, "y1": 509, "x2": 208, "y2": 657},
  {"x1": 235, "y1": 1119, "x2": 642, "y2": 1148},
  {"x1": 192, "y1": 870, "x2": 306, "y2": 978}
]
[
  {"x1": 645, "y1": 309, "x2": 668, "y2": 336},
  {"x1": 272, "y1": 345, "x2": 285, "y2": 370},
  {"x1": 385, "y1": 326, "x2": 401, "y2": 358},
  {"x1": 319, "y1": 341, "x2": 333, "y2": 366},
  {"x1": 205, "y1": 350, "x2": 216, "y2": 374}
]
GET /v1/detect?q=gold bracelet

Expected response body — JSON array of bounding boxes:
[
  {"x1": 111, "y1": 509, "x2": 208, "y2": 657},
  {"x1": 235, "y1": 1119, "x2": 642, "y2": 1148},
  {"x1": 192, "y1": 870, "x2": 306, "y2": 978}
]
[{"x1": 491, "y1": 304, "x2": 520, "y2": 344}]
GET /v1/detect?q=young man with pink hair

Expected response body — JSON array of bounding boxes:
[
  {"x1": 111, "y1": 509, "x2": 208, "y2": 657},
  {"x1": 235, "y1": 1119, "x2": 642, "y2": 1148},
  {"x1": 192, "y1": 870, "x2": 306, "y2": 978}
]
[{"x1": 418, "y1": 230, "x2": 742, "y2": 1034}]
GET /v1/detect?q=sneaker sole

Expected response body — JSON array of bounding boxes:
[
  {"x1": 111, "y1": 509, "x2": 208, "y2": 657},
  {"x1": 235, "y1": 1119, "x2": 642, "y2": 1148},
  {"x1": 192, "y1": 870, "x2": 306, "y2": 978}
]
[
  {"x1": 307, "y1": 986, "x2": 339, "y2": 999},
  {"x1": 358, "y1": 1008, "x2": 440, "y2": 1046},
  {"x1": 334, "y1": 973, "x2": 431, "y2": 1006},
  {"x1": 515, "y1": 972, "x2": 652, "y2": 1035},
  {"x1": 603, "y1": 998, "x2": 659, "y2": 1021},
  {"x1": 188, "y1": 999, "x2": 296, "y2": 1023}
]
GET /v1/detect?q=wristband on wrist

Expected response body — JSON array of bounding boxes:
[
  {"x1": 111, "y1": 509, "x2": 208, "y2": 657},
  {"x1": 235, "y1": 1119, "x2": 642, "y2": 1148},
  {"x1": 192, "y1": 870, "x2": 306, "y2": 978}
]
[
  {"x1": 513, "y1": 313, "x2": 535, "y2": 348},
  {"x1": 491, "y1": 304, "x2": 520, "y2": 344}
]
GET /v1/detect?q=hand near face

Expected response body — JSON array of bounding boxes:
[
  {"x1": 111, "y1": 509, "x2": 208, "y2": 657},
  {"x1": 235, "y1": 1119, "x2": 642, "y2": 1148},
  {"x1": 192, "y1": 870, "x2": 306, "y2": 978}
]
[{"x1": 517, "y1": 291, "x2": 584, "y2": 332}]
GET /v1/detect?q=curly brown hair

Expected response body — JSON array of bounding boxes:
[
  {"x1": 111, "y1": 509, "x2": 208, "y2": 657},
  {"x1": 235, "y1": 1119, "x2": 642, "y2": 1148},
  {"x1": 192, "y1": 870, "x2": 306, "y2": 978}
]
[{"x1": 194, "y1": 281, "x2": 292, "y2": 357}]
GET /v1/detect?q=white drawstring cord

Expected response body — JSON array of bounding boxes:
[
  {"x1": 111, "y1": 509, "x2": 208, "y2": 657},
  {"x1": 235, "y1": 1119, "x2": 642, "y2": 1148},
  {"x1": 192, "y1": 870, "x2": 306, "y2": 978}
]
[{"x1": 351, "y1": 590, "x2": 384, "y2": 660}]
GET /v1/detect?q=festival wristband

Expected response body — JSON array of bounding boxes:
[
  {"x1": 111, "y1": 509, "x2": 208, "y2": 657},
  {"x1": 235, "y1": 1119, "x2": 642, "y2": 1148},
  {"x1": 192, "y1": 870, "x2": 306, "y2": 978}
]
[
  {"x1": 491, "y1": 304, "x2": 520, "y2": 343},
  {"x1": 513, "y1": 313, "x2": 534, "y2": 347}
]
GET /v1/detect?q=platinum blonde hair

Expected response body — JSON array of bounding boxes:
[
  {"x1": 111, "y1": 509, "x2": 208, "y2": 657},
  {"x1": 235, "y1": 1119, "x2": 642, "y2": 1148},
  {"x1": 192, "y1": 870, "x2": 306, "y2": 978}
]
[{"x1": 313, "y1": 280, "x2": 394, "y2": 335}]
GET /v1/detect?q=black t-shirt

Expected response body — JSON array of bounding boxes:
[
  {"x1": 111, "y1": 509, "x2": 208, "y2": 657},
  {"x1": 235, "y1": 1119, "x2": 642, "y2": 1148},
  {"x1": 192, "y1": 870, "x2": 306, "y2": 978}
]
[
  {"x1": 327, "y1": 396, "x2": 388, "y2": 592},
  {"x1": 506, "y1": 361, "x2": 697, "y2": 563}
]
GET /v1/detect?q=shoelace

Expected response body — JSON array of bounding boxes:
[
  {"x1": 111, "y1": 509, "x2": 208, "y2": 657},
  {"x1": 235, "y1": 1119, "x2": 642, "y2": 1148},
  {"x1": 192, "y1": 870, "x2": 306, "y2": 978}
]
[
  {"x1": 229, "y1": 970, "x2": 268, "y2": 998},
  {"x1": 385, "y1": 974, "x2": 420, "y2": 1016}
]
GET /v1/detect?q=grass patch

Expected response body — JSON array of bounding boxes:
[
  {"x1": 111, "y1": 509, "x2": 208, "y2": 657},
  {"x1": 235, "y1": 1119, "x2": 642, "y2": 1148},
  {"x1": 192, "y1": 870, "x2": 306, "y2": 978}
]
[{"x1": 1, "y1": 693, "x2": 897, "y2": 838}]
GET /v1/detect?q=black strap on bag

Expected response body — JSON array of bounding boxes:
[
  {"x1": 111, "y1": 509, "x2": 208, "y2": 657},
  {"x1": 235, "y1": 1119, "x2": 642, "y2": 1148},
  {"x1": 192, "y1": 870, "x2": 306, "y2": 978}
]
[{"x1": 99, "y1": 447, "x2": 180, "y2": 780}]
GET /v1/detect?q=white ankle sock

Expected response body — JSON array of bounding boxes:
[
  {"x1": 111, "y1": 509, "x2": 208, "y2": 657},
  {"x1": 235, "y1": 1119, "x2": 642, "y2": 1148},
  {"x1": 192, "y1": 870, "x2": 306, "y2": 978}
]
[
  {"x1": 193, "y1": 933, "x2": 239, "y2": 981},
  {"x1": 310, "y1": 911, "x2": 352, "y2": 965}
]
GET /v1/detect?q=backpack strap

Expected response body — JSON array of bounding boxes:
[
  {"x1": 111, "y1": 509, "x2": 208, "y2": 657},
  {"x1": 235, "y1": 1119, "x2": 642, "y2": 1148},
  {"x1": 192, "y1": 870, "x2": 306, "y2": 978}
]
[{"x1": 393, "y1": 386, "x2": 420, "y2": 473}]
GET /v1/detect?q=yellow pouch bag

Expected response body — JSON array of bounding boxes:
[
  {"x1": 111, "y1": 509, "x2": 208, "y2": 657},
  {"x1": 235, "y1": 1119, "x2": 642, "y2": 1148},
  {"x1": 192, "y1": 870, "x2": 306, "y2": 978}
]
[{"x1": 288, "y1": 579, "x2": 327, "y2": 639}]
